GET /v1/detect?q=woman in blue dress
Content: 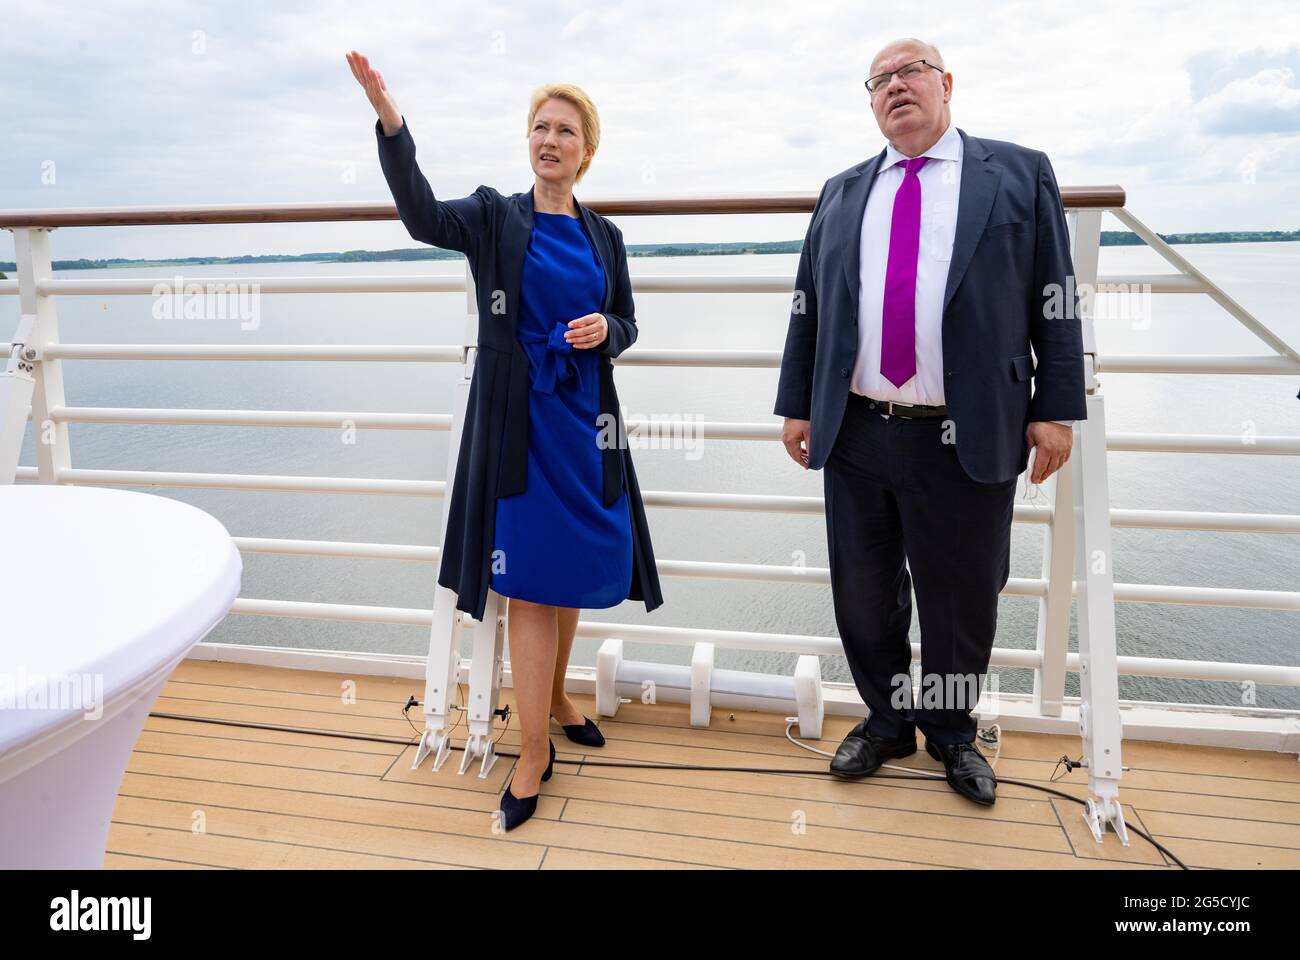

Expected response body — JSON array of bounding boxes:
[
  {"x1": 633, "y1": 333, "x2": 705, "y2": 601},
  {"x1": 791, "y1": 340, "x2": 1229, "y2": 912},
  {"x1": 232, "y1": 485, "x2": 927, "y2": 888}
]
[{"x1": 349, "y1": 53, "x2": 657, "y2": 830}]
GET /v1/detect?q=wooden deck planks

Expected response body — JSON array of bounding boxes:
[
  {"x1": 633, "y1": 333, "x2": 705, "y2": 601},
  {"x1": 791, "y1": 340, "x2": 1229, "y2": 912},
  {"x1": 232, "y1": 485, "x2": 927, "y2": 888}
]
[{"x1": 101, "y1": 659, "x2": 1300, "y2": 870}]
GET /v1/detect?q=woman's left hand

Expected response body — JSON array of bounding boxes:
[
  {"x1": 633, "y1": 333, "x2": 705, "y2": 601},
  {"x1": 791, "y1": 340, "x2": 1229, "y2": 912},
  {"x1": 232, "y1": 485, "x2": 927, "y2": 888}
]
[{"x1": 565, "y1": 313, "x2": 608, "y2": 349}]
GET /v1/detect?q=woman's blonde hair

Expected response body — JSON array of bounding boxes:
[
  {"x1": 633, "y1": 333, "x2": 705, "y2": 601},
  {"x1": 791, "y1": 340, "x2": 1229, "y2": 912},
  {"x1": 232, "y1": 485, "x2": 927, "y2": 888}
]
[{"x1": 527, "y1": 84, "x2": 601, "y2": 183}]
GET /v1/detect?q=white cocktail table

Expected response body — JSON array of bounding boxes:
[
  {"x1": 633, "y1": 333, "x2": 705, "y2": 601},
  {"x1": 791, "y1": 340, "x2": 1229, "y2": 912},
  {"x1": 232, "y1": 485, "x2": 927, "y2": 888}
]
[{"x1": 0, "y1": 485, "x2": 241, "y2": 868}]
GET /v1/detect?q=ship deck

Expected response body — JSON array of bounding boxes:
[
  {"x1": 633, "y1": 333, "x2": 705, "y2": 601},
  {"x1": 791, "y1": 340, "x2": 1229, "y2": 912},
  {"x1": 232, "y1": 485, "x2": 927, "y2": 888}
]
[{"x1": 104, "y1": 658, "x2": 1300, "y2": 870}]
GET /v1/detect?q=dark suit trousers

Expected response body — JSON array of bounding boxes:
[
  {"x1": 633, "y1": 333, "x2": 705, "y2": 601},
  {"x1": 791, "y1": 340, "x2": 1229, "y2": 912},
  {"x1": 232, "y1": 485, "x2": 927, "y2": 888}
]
[{"x1": 823, "y1": 392, "x2": 1016, "y2": 747}]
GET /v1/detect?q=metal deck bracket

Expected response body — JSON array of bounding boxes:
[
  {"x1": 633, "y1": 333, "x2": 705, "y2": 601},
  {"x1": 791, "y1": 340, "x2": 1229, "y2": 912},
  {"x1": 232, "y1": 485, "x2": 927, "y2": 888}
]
[
  {"x1": 458, "y1": 600, "x2": 505, "y2": 778},
  {"x1": 411, "y1": 587, "x2": 465, "y2": 773},
  {"x1": 0, "y1": 314, "x2": 38, "y2": 484},
  {"x1": 1084, "y1": 787, "x2": 1131, "y2": 846}
]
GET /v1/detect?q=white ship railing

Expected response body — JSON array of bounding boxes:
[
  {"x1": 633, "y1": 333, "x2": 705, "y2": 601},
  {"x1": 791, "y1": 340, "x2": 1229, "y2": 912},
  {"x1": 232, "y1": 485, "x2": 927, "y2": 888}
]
[{"x1": 2, "y1": 187, "x2": 1298, "y2": 755}]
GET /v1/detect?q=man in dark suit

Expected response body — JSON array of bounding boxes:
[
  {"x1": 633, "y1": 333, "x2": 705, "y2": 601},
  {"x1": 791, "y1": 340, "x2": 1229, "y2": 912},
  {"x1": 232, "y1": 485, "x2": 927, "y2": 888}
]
[{"x1": 774, "y1": 38, "x2": 1086, "y2": 805}]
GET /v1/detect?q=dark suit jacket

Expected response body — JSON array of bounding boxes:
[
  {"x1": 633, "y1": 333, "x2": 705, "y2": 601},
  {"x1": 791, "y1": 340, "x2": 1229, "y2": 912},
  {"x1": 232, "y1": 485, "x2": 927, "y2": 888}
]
[
  {"x1": 376, "y1": 116, "x2": 664, "y2": 621},
  {"x1": 774, "y1": 128, "x2": 1087, "y2": 484}
]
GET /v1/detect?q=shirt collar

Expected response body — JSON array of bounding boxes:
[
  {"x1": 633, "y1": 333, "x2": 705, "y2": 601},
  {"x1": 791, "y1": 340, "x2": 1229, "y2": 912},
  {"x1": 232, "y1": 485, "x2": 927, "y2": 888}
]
[{"x1": 878, "y1": 122, "x2": 961, "y2": 174}]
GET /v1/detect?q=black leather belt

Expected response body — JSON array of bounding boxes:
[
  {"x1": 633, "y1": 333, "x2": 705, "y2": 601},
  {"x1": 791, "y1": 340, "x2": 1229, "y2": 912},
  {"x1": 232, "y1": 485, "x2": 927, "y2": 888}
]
[{"x1": 850, "y1": 392, "x2": 948, "y2": 419}]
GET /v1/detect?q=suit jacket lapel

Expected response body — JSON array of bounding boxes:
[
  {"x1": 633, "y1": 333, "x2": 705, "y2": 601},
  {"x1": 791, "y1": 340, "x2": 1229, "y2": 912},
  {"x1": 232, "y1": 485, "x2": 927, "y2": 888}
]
[
  {"x1": 500, "y1": 187, "x2": 536, "y2": 340},
  {"x1": 576, "y1": 196, "x2": 615, "y2": 308},
  {"x1": 943, "y1": 129, "x2": 1001, "y2": 313},
  {"x1": 840, "y1": 149, "x2": 887, "y2": 306}
]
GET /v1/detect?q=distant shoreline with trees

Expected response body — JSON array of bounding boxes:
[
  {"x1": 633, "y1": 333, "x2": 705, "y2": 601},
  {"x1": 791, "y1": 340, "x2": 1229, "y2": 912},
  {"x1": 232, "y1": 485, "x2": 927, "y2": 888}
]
[{"x1": 2, "y1": 230, "x2": 1297, "y2": 273}]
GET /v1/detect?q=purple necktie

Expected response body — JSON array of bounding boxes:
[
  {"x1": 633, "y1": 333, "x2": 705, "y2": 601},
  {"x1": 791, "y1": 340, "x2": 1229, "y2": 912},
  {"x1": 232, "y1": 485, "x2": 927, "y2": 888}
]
[{"x1": 880, "y1": 155, "x2": 929, "y2": 387}]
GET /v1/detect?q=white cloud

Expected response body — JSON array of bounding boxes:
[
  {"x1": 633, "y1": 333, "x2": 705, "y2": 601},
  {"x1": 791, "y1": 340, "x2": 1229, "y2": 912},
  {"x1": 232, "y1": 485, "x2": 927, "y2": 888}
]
[
  {"x1": 2, "y1": 0, "x2": 1299, "y2": 262},
  {"x1": 1196, "y1": 67, "x2": 1300, "y2": 134}
]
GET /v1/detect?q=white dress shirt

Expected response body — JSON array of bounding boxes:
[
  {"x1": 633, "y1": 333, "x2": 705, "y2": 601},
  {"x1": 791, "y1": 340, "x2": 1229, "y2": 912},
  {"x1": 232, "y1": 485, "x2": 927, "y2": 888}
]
[
  {"x1": 849, "y1": 122, "x2": 1072, "y2": 427},
  {"x1": 851, "y1": 121, "x2": 961, "y2": 407}
]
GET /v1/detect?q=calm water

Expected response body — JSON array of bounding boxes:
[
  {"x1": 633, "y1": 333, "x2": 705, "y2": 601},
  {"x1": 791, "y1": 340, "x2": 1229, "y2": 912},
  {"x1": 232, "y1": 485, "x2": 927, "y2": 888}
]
[{"x1": 4, "y1": 242, "x2": 1297, "y2": 708}]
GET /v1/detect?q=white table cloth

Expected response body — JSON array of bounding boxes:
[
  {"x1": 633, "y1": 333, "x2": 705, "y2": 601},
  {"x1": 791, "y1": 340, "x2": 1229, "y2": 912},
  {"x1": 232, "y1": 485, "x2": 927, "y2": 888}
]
[{"x1": 0, "y1": 485, "x2": 241, "y2": 868}]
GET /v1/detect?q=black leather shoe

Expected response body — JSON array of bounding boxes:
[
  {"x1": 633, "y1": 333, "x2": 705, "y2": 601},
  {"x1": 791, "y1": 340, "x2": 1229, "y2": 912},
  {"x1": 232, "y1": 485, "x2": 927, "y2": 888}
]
[
  {"x1": 552, "y1": 713, "x2": 605, "y2": 747},
  {"x1": 829, "y1": 721, "x2": 917, "y2": 778},
  {"x1": 925, "y1": 738, "x2": 997, "y2": 805},
  {"x1": 499, "y1": 739, "x2": 555, "y2": 831}
]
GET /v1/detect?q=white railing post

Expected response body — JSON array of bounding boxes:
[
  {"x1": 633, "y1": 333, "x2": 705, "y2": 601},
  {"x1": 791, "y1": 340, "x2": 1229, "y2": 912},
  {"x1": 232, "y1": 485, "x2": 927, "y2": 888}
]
[
  {"x1": 453, "y1": 261, "x2": 508, "y2": 778},
  {"x1": 1069, "y1": 208, "x2": 1130, "y2": 844},
  {"x1": 1033, "y1": 464, "x2": 1073, "y2": 717},
  {"x1": 1032, "y1": 210, "x2": 1088, "y2": 717},
  {"x1": 11, "y1": 228, "x2": 71, "y2": 484},
  {"x1": 412, "y1": 260, "x2": 485, "y2": 774},
  {"x1": 413, "y1": 260, "x2": 509, "y2": 779}
]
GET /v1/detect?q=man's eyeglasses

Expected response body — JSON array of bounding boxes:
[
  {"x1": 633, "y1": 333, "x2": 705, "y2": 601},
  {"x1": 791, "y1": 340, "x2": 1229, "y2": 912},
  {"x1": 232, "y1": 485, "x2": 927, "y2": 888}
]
[{"x1": 865, "y1": 59, "x2": 943, "y2": 95}]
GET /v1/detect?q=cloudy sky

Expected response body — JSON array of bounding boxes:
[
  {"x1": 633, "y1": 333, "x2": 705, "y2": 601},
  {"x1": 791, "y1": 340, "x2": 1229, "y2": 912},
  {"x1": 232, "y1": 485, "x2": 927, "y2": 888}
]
[{"x1": 3, "y1": 0, "x2": 1298, "y2": 261}]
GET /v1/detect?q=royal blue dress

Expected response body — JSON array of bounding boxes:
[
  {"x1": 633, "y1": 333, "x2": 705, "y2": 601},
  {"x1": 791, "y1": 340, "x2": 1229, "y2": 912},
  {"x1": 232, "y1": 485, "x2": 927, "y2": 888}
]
[{"x1": 490, "y1": 210, "x2": 633, "y2": 608}]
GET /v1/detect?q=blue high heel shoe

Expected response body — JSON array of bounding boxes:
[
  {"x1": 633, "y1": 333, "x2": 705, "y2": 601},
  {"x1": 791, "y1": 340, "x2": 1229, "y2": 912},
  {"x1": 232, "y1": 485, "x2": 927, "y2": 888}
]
[
  {"x1": 498, "y1": 739, "x2": 555, "y2": 832},
  {"x1": 551, "y1": 713, "x2": 605, "y2": 747}
]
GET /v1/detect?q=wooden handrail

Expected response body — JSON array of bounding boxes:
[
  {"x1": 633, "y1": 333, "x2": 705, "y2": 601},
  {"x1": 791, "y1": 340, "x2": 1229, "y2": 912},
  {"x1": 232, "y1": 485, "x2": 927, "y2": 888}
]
[{"x1": 0, "y1": 186, "x2": 1125, "y2": 228}]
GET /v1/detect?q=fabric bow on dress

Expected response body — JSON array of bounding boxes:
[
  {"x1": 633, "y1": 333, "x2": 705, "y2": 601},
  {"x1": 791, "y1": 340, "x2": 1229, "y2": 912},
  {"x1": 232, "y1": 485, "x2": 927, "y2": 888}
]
[{"x1": 520, "y1": 320, "x2": 585, "y2": 395}]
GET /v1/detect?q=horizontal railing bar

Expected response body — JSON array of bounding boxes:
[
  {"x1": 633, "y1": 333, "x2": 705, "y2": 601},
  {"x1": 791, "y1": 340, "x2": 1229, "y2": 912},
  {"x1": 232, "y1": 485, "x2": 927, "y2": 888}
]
[
  {"x1": 640, "y1": 499, "x2": 1300, "y2": 533},
  {"x1": 13, "y1": 343, "x2": 1296, "y2": 376},
  {"x1": 655, "y1": 557, "x2": 829, "y2": 584},
  {"x1": 232, "y1": 541, "x2": 1300, "y2": 599},
  {"x1": 2, "y1": 274, "x2": 760, "y2": 297},
  {"x1": 231, "y1": 544, "x2": 1295, "y2": 608},
  {"x1": 1109, "y1": 508, "x2": 1300, "y2": 533},
  {"x1": 225, "y1": 599, "x2": 1297, "y2": 686},
  {"x1": 17, "y1": 469, "x2": 825, "y2": 510},
  {"x1": 234, "y1": 537, "x2": 439, "y2": 562},
  {"x1": 641, "y1": 489, "x2": 819, "y2": 513},
  {"x1": 1113, "y1": 583, "x2": 1298, "y2": 610},
  {"x1": 1074, "y1": 654, "x2": 1300, "y2": 687},
  {"x1": 14, "y1": 473, "x2": 1299, "y2": 534},
  {"x1": 23, "y1": 272, "x2": 1210, "y2": 299},
  {"x1": 1094, "y1": 274, "x2": 1208, "y2": 293},
  {"x1": 227, "y1": 509, "x2": 1299, "y2": 568},
  {"x1": 37, "y1": 275, "x2": 466, "y2": 296},
  {"x1": 38, "y1": 467, "x2": 445, "y2": 496},
  {"x1": 20, "y1": 275, "x2": 803, "y2": 296},
  {"x1": 233, "y1": 596, "x2": 431, "y2": 625},
  {"x1": 1096, "y1": 355, "x2": 1300, "y2": 374},
  {"x1": 627, "y1": 419, "x2": 778, "y2": 440},
  {"x1": 38, "y1": 344, "x2": 463, "y2": 362},
  {"x1": 626, "y1": 420, "x2": 1300, "y2": 454},
  {"x1": 0, "y1": 268, "x2": 1192, "y2": 304},
  {"x1": 632, "y1": 558, "x2": 1049, "y2": 595},
  {"x1": 628, "y1": 276, "x2": 793, "y2": 293},
  {"x1": 0, "y1": 187, "x2": 1125, "y2": 228},
  {"x1": 24, "y1": 343, "x2": 783, "y2": 366},
  {"x1": 613, "y1": 349, "x2": 781, "y2": 367},
  {"x1": 1104, "y1": 433, "x2": 1299, "y2": 455},
  {"x1": 229, "y1": 535, "x2": 1300, "y2": 592},
  {"x1": 619, "y1": 353, "x2": 1300, "y2": 377},
  {"x1": 49, "y1": 406, "x2": 452, "y2": 430}
]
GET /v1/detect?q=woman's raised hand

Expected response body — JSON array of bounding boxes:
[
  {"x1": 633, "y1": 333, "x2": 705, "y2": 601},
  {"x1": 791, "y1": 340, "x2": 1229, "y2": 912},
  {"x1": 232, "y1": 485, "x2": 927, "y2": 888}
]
[{"x1": 346, "y1": 50, "x2": 403, "y2": 136}]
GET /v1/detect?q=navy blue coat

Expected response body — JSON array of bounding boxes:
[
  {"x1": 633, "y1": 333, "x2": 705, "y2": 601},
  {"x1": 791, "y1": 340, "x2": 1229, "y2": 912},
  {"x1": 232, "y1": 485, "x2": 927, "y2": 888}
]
[
  {"x1": 376, "y1": 117, "x2": 664, "y2": 621},
  {"x1": 774, "y1": 129, "x2": 1087, "y2": 484}
]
